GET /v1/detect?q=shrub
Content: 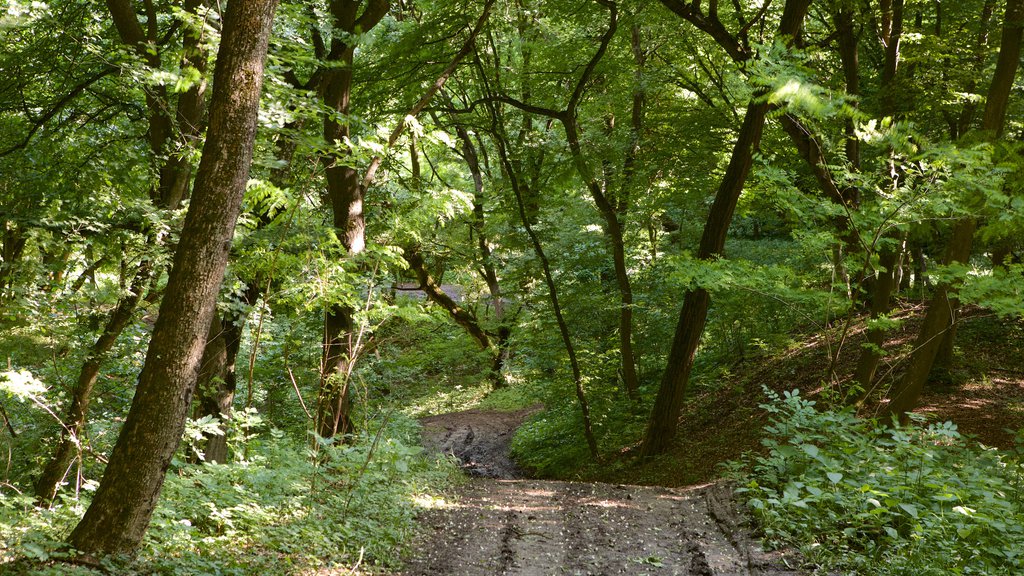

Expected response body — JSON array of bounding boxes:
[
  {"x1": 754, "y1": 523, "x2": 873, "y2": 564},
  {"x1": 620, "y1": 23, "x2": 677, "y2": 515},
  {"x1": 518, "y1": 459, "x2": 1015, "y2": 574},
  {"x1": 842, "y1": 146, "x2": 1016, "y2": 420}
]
[{"x1": 736, "y1": 389, "x2": 1024, "y2": 575}]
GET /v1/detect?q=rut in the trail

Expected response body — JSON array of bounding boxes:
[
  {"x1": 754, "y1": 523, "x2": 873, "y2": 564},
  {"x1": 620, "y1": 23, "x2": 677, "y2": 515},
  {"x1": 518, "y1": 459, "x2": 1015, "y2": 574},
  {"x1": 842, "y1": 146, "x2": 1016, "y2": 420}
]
[{"x1": 403, "y1": 408, "x2": 799, "y2": 575}]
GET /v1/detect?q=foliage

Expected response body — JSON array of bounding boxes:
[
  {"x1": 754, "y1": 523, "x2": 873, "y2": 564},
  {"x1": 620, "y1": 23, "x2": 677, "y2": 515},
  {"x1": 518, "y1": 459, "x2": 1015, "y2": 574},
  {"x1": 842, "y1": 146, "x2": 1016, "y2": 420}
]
[
  {"x1": 736, "y1": 389, "x2": 1024, "y2": 575},
  {"x1": 0, "y1": 413, "x2": 459, "y2": 575}
]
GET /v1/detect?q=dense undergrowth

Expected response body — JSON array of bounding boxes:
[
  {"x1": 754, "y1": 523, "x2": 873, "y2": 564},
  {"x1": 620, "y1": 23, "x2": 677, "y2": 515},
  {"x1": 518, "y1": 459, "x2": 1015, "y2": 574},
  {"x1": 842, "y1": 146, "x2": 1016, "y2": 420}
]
[
  {"x1": 734, "y1": 389, "x2": 1024, "y2": 575},
  {"x1": 0, "y1": 413, "x2": 460, "y2": 575}
]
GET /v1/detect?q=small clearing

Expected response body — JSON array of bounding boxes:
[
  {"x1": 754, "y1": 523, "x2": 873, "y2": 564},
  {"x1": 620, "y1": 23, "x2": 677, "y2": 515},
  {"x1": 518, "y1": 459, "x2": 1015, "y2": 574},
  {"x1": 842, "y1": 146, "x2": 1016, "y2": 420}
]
[{"x1": 400, "y1": 408, "x2": 797, "y2": 575}]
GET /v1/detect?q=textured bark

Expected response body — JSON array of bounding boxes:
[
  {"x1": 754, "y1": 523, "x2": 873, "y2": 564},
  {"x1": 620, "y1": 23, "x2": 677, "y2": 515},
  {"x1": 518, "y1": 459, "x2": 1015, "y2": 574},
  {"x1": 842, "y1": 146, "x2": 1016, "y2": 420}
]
[
  {"x1": 640, "y1": 0, "x2": 811, "y2": 457},
  {"x1": 884, "y1": 0, "x2": 1023, "y2": 420},
  {"x1": 67, "y1": 0, "x2": 277, "y2": 555},
  {"x1": 315, "y1": 0, "x2": 389, "y2": 440}
]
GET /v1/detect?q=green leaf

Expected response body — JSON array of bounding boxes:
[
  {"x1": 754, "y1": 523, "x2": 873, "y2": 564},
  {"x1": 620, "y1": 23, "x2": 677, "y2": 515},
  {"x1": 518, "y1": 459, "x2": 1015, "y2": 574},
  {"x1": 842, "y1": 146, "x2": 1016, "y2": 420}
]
[
  {"x1": 899, "y1": 503, "x2": 918, "y2": 518},
  {"x1": 827, "y1": 472, "x2": 843, "y2": 484}
]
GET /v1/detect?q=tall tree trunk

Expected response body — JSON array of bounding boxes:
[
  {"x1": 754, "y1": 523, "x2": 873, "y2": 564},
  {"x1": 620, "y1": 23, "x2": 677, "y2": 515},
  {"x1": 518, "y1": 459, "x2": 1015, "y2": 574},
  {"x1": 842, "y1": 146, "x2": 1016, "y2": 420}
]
[
  {"x1": 641, "y1": 0, "x2": 811, "y2": 457},
  {"x1": 67, "y1": 0, "x2": 276, "y2": 555},
  {"x1": 884, "y1": 0, "x2": 1023, "y2": 420},
  {"x1": 640, "y1": 99, "x2": 770, "y2": 457},
  {"x1": 315, "y1": 0, "x2": 389, "y2": 440},
  {"x1": 493, "y1": 125, "x2": 599, "y2": 459},
  {"x1": 849, "y1": 0, "x2": 907, "y2": 395},
  {"x1": 34, "y1": 263, "x2": 151, "y2": 504},
  {"x1": 36, "y1": 1, "x2": 214, "y2": 500}
]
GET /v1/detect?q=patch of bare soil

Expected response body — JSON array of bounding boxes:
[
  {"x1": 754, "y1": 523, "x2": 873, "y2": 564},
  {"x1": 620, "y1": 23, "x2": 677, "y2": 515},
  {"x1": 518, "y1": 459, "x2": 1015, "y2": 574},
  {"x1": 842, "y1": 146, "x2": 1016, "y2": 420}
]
[
  {"x1": 401, "y1": 408, "x2": 798, "y2": 575},
  {"x1": 418, "y1": 405, "x2": 543, "y2": 478}
]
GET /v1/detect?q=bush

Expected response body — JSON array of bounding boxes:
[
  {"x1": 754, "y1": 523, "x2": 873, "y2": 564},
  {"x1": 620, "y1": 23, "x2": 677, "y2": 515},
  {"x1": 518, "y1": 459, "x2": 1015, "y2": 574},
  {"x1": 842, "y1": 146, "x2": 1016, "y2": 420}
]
[{"x1": 736, "y1": 389, "x2": 1024, "y2": 575}]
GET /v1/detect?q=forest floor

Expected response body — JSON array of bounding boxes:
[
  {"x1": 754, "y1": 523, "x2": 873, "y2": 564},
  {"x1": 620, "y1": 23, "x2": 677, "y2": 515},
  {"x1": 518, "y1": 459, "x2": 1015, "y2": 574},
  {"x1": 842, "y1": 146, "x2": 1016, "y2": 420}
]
[
  {"x1": 396, "y1": 407, "x2": 800, "y2": 575},
  {"x1": 584, "y1": 305, "x2": 1024, "y2": 488}
]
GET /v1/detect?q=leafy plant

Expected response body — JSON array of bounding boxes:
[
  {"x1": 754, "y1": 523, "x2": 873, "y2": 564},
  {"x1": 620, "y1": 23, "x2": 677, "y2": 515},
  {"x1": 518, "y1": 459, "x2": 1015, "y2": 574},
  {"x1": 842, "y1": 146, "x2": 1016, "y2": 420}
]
[{"x1": 736, "y1": 389, "x2": 1024, "y2": 575}]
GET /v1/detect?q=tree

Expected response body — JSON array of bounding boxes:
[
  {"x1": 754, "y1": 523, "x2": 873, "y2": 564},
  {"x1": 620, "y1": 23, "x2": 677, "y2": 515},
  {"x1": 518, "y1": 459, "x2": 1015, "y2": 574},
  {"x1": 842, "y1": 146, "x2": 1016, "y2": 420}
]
[
  {"x1": 66, "y1": 0, "x2": 278, "y2": 556},
  {"x1": 34, "y1": 0, "x2": 215, "y2": 502},
  {"x1": 640, "y1": 0, "x2": 812, "y2": 457}
]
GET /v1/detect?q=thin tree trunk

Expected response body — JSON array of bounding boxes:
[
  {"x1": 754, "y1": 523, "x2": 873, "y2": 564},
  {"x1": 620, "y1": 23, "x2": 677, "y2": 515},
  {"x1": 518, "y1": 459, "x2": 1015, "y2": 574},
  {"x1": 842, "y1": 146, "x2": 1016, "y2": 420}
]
[
  {"x1": 456, "y1": 124, "x2": 511, "y2": 386},
  {"x1": 68, "y1": 0, "x2": 276, "y2": 555},
  {"x1": 849, "y1": 0, "x2": 907, "y2": 395},
  {"x1": 494, "y1": 129, "x2": 599, "y2": 459},
  {"x1": 190, "y1": 118, "x2": 299, "y2": 461},
  {"x1": 0, "y1": 223, "x2": 26, "y2": 306},
  {"x1": 35, "y1": 262, "x2": 151, "y2": 504},
  {"x1": 191, "y1": 283, "x2": 258, "y2": 464}
]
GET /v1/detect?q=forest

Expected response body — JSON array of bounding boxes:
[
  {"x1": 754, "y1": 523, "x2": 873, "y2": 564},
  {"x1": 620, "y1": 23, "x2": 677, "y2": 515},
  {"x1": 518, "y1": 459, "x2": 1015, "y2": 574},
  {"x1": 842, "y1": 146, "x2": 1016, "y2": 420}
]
[{"x1": 1, "y1": 0, "x2": 1024, "y2": 573}]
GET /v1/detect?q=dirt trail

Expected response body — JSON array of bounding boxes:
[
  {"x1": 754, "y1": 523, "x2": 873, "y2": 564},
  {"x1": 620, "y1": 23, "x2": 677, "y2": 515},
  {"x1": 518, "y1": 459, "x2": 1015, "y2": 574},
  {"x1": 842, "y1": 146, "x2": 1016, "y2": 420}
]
[{"x1": 401, "y1": 408, "x2": 798, "y2": 575}]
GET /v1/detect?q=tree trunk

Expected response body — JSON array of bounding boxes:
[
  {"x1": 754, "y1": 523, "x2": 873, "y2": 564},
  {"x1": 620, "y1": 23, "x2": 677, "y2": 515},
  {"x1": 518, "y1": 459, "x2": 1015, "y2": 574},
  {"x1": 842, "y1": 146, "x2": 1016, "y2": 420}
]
[
  {"x1": 315, "y1": 0, "x2": 389, "y2": 440},
  {"x1": 191, "y1": 285, "x2": 253, "y2": 465},
  {"x1": 67, "y1": 0, "x2": 277, "y2": 555},
  {"x1": 0, "y1": 223, "x2": 26, "y2": 306},
  {"x1": 640, "y1": 0, "x2": 811, "y2": 457},
  {"x1": 456, "y1": 124, "x2": 511, "y2": 386},
  {"x1": 497, "y1": 134, "x2": 599, "y2": 460},
  {"x1": 884, "y1": 0, "x2": 1023, "y2": 420},
  {"x1": 852, "y1": 246, "x2": 899, "y2": 396},
  {"x1": 35, "y1": 262, "x2": 151, "y2": 504},
  {"x1": 640, "y1": 98, "x2": 770, "y2": 458}
]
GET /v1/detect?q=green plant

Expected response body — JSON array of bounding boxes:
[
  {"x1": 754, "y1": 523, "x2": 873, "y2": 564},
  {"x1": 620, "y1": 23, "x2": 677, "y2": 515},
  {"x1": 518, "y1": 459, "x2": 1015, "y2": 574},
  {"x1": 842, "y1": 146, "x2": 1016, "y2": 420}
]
[{"x1": 736, "y1": 389, "x2": 1024, "y2": 575}]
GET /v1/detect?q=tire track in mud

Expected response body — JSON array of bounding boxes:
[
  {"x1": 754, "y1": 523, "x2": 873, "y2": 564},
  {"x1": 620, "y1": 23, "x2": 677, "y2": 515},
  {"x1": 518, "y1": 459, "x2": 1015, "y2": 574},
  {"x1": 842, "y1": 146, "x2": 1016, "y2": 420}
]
[{"x1": 401, "y1": 408, "x2": 800, "y2": 575}]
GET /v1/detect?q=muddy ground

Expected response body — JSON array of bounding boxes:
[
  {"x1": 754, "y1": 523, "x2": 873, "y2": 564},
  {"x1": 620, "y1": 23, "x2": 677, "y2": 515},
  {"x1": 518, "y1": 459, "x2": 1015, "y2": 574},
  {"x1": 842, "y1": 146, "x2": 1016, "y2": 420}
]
[{"x1": 400, "y1": 408, "x2": 799, "y2": 575}]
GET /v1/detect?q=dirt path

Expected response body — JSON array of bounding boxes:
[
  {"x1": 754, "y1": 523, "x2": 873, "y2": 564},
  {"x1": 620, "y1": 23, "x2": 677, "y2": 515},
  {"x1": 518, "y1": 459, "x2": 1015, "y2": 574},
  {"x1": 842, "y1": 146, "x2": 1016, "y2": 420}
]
[{"x1": 400, "y1": 408, "x2": 798, "y2": 575}]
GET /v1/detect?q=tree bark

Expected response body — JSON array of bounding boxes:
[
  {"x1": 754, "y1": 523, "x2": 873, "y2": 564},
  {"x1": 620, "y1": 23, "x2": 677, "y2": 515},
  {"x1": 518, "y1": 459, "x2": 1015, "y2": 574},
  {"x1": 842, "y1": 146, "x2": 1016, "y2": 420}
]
[
  {"x1": 315, "y1": 0, "x2": 389, "y2": 440},
  {"x1": 191, "y1": 283, "x2": 258, "y2": 464},
  {"x1": 67, "y1": 0, "x2": 277, "y2": 555},
  {"x1": 640, "y1": 0, "x2": 811, "y2": 457},
  {"x1": 883, "y1": 0, "x2": 1023, "y2": 420}
]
